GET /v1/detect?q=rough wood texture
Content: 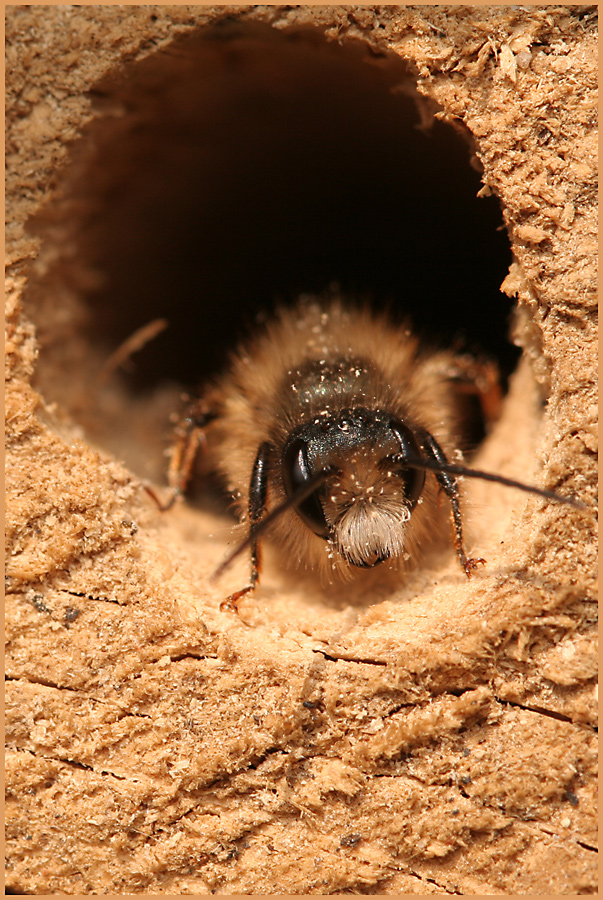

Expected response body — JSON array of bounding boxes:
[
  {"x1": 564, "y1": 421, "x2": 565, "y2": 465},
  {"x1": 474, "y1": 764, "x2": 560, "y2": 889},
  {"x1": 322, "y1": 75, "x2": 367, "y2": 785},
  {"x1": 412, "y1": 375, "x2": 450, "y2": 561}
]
[{"x1": 6, "y1": 5, "x2": 597, "y2": 895}]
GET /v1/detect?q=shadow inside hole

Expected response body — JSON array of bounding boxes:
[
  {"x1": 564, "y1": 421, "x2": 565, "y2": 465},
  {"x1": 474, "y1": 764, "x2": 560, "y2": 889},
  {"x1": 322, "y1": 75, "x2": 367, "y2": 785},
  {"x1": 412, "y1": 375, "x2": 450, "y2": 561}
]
[{"x1": 29, "y1": 18, "x2": 514, "y2": 407}]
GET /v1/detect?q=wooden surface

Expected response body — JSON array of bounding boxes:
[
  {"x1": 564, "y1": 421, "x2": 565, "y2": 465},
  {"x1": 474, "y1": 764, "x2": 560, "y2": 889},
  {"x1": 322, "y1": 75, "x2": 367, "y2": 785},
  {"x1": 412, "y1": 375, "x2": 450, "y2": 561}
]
[{"x1": 5, "y1": 6, "x2": 597, "y2": 894}]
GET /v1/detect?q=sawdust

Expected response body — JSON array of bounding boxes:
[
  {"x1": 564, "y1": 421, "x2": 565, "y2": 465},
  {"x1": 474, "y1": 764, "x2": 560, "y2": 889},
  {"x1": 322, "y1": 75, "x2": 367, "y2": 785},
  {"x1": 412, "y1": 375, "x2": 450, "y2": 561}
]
[{"x1": 5, "y1": 5, "x2": 597, "y2": 895}]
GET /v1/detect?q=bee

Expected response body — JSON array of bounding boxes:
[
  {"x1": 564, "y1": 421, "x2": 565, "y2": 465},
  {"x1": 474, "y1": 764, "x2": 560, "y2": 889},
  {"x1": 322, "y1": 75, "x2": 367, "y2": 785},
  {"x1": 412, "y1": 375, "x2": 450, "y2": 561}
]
[{"x1": 154, "y1": 294, "x2": 581, "y2": 608}]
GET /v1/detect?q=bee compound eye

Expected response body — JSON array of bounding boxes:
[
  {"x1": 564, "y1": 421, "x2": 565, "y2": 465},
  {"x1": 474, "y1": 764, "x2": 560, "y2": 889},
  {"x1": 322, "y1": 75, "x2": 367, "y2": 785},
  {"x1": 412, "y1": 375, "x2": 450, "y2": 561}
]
[
  {"x1": 389, "y1": 419, "x2": 427, "y2": 511},
  {"x1": 282, "y1": 437, "x2": 331, "y2": 539}
]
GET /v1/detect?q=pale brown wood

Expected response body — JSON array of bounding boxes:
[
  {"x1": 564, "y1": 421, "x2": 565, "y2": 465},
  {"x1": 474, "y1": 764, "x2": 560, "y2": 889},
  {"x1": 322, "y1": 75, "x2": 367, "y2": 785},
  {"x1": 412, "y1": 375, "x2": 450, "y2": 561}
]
[{"x1": 5, "y1": 6, "x2": 597, "y2": 894}]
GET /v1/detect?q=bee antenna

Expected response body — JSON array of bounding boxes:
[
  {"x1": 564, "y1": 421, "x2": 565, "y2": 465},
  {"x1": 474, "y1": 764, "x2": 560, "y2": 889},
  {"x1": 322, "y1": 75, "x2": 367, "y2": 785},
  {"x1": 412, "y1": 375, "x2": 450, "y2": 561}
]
[
  {"x1": 404, "y1": 458, "x2": 587, "y2": 509},
  {"x1": 211, "y1": 466, "x2": 336, "y2": 582}
]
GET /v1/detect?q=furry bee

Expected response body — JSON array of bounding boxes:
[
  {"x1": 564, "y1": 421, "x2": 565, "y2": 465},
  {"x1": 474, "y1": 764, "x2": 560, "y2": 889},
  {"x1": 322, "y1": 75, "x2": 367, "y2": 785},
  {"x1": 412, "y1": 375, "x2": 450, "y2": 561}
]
[{"x1": 158, "y1": 294, "x2": 580, "y2": 606}]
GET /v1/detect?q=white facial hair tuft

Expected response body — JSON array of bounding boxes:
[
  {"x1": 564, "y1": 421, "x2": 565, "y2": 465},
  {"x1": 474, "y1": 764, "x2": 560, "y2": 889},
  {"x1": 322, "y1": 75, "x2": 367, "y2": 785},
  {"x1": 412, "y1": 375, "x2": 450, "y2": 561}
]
[{"x1": 333, "y1": 497, "x2": 410, "y2": 567}]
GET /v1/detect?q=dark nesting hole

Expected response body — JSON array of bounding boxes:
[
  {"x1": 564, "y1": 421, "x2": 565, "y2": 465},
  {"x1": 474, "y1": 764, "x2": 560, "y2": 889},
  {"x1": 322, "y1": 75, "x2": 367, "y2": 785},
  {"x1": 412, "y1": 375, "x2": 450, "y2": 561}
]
[{"x1": 27, "y1": 19, "x2": 514, "y2": 476}]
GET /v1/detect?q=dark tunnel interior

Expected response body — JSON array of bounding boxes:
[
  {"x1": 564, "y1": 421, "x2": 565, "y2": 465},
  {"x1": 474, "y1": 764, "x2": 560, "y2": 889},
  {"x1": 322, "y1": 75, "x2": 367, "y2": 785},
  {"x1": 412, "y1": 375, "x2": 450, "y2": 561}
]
[{"x1": 29, "y1": 19, "x2": 515, "y2": 407}]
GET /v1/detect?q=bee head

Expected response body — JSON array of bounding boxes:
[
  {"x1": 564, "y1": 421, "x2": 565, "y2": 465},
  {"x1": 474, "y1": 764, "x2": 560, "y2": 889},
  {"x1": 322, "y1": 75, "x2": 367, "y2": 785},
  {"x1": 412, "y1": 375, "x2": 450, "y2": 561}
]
[{"x1": 282, "y1": 408, "x2": 426, "y2": 568}]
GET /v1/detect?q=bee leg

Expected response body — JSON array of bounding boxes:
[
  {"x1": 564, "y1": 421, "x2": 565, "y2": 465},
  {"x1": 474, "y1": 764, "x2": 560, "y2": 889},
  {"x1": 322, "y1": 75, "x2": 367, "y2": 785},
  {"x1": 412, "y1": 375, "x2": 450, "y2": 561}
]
[
  {"x1": 145, "y1": 405, "x2": 216, "y2": 512},
  {"x1": 418, "y1": 430, "x2": 486, "y2": 577},
  {"x1": 447, "y1": 355, "x2": 504, "y2": 431},
  {"x1": 220, "y1": 441, "x2": 272, "y2": 612}
]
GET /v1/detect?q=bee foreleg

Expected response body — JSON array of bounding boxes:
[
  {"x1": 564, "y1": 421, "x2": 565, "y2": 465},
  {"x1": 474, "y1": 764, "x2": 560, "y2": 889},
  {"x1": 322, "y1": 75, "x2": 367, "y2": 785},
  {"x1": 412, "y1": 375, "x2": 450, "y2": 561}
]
[
  {"x1": 221, "y1": 441, "x2": 273, "y2": 611},
  {"x1": 418, "y1": 430, "x2": 485, "y2": 577}
]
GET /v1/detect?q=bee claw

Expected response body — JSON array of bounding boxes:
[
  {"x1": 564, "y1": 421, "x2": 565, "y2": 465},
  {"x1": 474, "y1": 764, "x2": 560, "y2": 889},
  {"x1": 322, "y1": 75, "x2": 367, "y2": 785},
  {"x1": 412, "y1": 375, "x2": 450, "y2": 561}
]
[
  {"x1": 219, "y1": 585, "x2": 254, "y2": 614},
  {"x1": 463, "y1": 557, "x2": 486, "y2": 577}
]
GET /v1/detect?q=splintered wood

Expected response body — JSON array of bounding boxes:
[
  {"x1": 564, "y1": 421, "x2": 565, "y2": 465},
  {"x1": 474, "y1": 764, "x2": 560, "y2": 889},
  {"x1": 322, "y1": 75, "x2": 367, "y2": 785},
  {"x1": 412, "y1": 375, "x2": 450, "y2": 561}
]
[{"x1": 5, "y1": 6, "x2": 597, "y2": 895}]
